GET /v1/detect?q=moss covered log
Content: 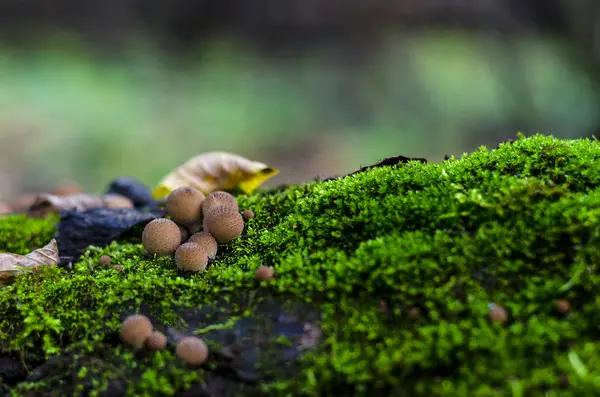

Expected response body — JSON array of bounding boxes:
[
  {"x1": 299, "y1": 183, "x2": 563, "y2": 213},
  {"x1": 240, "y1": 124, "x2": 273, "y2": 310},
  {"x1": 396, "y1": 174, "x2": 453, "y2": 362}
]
[{"x1": 1, "y1": 134, "x2": 600, "y2": 396}]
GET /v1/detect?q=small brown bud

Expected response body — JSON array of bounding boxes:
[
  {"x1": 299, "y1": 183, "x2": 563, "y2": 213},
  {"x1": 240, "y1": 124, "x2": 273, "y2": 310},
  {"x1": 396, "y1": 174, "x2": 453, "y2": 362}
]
[
  {"x1": 242, "y1": 209, "x2": 255, "y2": 222},
  {"x1": 556, "y1": 299, "x2": 571, "y2": 314},
  {"x1": 408, "y1": 307, "x2": 421, "y2": 319},
  {"x1": 98, "y1": 255, "x2": 112, "y2": 266},
  {"x1": 488, "y1": 303, "x2": 508, "y2": 324},
  {"x1": 255, "y1": 266, "x2": 275, "y2": 282}
]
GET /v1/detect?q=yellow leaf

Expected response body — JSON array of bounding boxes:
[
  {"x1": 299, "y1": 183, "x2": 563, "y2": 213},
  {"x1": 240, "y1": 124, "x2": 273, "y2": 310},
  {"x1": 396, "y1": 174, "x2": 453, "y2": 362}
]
[{"x1": 152, "y1": 151, "x2": 279, "y2": 199}]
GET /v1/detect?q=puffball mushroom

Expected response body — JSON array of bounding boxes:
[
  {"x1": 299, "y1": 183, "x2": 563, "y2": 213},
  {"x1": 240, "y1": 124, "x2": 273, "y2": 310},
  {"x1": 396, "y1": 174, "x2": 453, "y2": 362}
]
[
  {"x1": 146, "y1": 330, "x2": 167, "y2": 351},
  {"x1": 203, "y1": 206, "x2": 244, "y2": 244},
  {"x1": 188, "y1": 232, "x2": 218, "y2": 259},
  {"x1": 120, "y1": 314, "x2": 153, "y2": 349},
  {"x1": 255, "y1": 266, "x2": 274, "y2": 282},
  {"x1": 166, "y1": 186, "x2": 205, "y2": 225},
  {"x1": 241, "y1": 209, "x2": 254, "y2": 222},
  {"x1": 202, "y1": 191, "x2": 239, "y2": 215},
  {"x1": 176, "y1": 336, "x2": 209, "y2": 366},
  {"x1": 142, "y1": 218, "x2": 181, "y2": 256},
  {"x1": 175, "y1": 242, "x2": 209, "y2": 272}
]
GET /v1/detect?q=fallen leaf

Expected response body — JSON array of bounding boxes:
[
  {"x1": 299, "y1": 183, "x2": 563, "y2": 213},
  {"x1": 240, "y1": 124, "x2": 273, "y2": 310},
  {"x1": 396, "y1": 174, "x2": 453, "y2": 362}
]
[
  {"x1": 28, "y1": 193, "x2": 106, "y2": 217},
  {"x1": 152, "y1": 151, "x2": 279, "y2": 199},
  {"x1": 0, "y1": 239, "x2": 59, "y2": 285}
]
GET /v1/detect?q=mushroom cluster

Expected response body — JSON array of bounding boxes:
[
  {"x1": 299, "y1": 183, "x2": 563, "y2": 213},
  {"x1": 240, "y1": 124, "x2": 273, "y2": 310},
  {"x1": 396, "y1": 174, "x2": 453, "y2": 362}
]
[
  {"x1": 141, "y1": 188, "x2": 249, "y2": 273},
  {"x1": 120, "y1": 314, "x2": 209, "y2": 365}
]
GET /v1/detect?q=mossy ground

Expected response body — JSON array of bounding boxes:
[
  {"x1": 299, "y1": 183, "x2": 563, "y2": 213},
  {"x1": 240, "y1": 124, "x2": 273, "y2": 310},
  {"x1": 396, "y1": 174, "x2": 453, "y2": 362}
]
[{"x1": 1, "y1": 134, "x2": 600, "y2": 396}]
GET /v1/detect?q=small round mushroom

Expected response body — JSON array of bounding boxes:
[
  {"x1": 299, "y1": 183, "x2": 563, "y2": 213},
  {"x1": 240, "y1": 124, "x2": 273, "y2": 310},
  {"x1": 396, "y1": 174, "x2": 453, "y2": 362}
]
[
  {"x1": 166, "y1": 187, "x2": 205, "y2": 225},
  {"x1": 103, "y1": 193, "x2": 134, "y2": 208},
  {"x1": 112, "y1": 265, "x2": 124, "y2": 272},
  {"x1": 255, "y1": 266, "x2": 274, "y2": 282},
  {"x1": 188, "y1": 232, "x2": 218, "y2": 259},
  {"x1": 120, "y1": 314, "x2": 153, "y2": 349},
  {"x1": 556, "y1": 299, "x2": 571, "y2": 314},
  {"x1": 142, "y1": 218, "x2": 181, "y2": 256},
  {"x1": 241, "y1": 209, "x2": 254, "y2": 222},
  {"x1": 176, "y1": 336, "x2": 209, "y2": 366},
  {"x1": 202, "y1": 191, "x2": 239, "y2": 215},
  {"x1": 146, "y1": 330, "x2": 167, "y2": 351},
  {"x1": 175, "y1": 242, "x2": 209, "y2": 272},
  {"x1": 488, "y1": 303, "x2": 508, "y2": 325},
  {"x1": 98, "y1": 255, "x2": 112, "y2": 266},
  {"x1": 202, "y1": 207, "x2": 244, "y2": 244}
]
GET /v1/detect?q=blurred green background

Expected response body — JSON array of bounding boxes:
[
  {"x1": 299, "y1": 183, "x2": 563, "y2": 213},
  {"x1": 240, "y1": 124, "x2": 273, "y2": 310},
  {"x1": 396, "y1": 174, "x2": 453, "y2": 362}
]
[{"x1": 0, "y1": 1, "x2": 599, "y2": 200}]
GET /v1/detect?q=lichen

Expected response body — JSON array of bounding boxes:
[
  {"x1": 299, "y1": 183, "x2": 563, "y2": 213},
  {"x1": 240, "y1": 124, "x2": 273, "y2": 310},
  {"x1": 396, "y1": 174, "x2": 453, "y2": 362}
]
[{"x1": 1, "y1": 134, "x2": 600, "y2": 396}]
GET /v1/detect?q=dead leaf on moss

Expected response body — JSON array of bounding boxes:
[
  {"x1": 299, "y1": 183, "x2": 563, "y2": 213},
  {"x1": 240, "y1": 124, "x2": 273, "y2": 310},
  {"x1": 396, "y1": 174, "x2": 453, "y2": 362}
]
[
  {"x1": 152, "y1": 151, "x2": 279, "y2": 200},
  {"x1": 28, "y1": 193, "x2": 106, "y2": 217},
  {"x1": 0, "y1": 239, "x2": 59, "y2": 285}
]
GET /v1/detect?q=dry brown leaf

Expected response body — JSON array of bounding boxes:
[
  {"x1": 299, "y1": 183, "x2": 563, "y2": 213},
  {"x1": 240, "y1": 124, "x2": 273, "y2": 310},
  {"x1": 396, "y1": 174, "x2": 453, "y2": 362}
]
[
  {"x1": 152, "y1": 151, "x2": 279, "y2": 199},
  {"x1": 0, "y1": 239, "x2": 59, "y2": 285},
  {"x1": 28, "y1": 193, "x2": 106, "y2": 217}
]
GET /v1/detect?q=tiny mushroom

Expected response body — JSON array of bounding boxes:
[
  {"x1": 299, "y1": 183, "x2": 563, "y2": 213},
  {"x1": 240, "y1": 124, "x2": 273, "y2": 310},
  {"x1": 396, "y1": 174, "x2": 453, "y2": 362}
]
[
  {"x1": 146, "y1": 330, "x2": 168, "y2": 351},
  {"x1": 255, "y1": 266, "x2": 275, "y2": 282},
  {"x1": 488, "y1": 303, "x2": 508, "y2": 325},
  {"x1": 203, "y1": 206, "x2": 244, "y2": 244},
  {"x1": 120, "y1": 314, "x2": 153, "y2": 349},
  {"x1": 175, "y1": 242, "x2": 209, "y2": 272},
  {"x1": 142, "y1": 218, "x2": 181, "y2": 256},
  {"x1": 188, "y1": 232, "x2": 218, "y2": 259},
  {"x1": 166, "y1": 186, "x2": 205, "y2": 225},
  {"x1": 241, "y1": 209, "x2": 255, "y2": 222},
  {"x1": 98, "y1": 255, "x2": 112, "y2": 266},
  {"x1": 176, "y1": 336, "x2": 209, "y2": 366},
  {"x1": 202, "y1": 191, "x2": 239, "y2": 215}
]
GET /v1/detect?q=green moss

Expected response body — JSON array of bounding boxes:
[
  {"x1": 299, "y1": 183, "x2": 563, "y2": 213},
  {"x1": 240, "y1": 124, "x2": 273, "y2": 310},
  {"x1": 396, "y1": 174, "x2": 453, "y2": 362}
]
[
  {"x1": 0, "y1": 214, "x2": 58, "y2": 254},
  {"x1": 1, "y1": 134, "x2": 600, "y2": 396}
]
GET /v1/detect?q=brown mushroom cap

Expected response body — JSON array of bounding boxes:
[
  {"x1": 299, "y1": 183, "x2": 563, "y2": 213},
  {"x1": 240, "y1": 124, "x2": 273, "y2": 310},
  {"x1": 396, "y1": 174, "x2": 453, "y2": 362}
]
[
  {"x1": 255, "y1": 266, "x2": 275, "y2": 282},
  {"x1": 175, "y1": 242, "x2": 209, "y2": 272},
  {"x1": 142, "y1": 218, "x2": 181, "y2": 256},
  {"x1": 146, "y1": 330, "x2": 168, "y2": 351},
  {"x1": 103, "y1": 193, "x2": 134, "y2": 208},
  {"x1": 98, "y1": 255, "x2": 112, "y2": 266},
  {"x1": 188, "y1": 232, "x2": 218, "y2": 259},
  {"x1": 166, "y1": 187, "x2": 205, "y2": 225},
  {"x1": 241, "y1": 209, "x2": 255, "y2": 222},
  {"x1": 120, "y1": 314, "x2": 153, "y2": 349},
  {"x1": 202, "y1": 207, "x2": 244, "y2": 244},
  {"x1": 176, "y1": 336, "x2": 209, "y2": 366},
  {"x1": 488, "y1": 303, "x2": 508, "y2": 324},
  {"x1": 202, "y1": 191, "x2": 239, "y2": 215}
]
